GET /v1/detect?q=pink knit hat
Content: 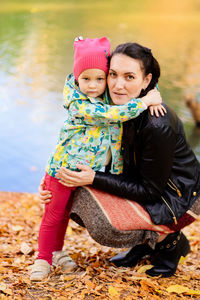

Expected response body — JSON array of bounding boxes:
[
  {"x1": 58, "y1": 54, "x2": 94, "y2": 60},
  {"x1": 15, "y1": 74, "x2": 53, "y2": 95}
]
[{"x1": 73, "y1": 37, "x2": 111, "y2": 80}]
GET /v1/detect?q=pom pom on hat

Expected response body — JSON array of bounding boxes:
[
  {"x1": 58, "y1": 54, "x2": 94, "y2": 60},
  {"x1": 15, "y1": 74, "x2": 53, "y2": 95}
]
[{"x1": 73, "y1": 36, "x2": 110, "y2": 80}]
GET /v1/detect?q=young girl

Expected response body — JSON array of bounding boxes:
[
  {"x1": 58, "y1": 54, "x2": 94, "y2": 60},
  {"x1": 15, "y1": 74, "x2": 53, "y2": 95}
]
[{"x1": 30, "y1": 37, "x2": 163, "y2": 281}]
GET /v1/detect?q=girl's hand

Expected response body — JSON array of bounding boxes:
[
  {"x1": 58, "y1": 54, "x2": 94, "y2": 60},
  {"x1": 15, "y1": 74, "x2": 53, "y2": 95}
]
[
  {"x1": 56, "y1": 164, "x2": 95, "y2": 187},
  {"x1": 142, "y1": 87, "x2": 162, "y2": 106},
  {"x1": 149, "y1": 104, "x2": 167, "y2": 117},
  {"x1": 38, "y1": 177, "x2": 52, "y2": 204}
]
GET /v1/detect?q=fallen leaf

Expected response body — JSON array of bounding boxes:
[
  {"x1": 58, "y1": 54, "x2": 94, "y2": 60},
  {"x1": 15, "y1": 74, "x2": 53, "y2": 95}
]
[
  {"x1": 0, "y1": 283, "x2": 13, "y2": 295},
  {"x1": 108, "y1": 286, "x2": 119, "y2": 298},
  {"x1": 140, "y1": 279, "x2": 156, "y2": 292},
  {"x1": 179, "y1": 256, "x2": 187, "y2": 265},
  {"x1": 66, "y1": 226, "x2": 73, "y2": 236},
  {"x1": 11, "y1": 225, "x2": 23, "y2": 232},
  {"x1": 63, "y1": 275, "x2": 75, "y2": 282},
  {"x1": 20, "y1": 242, "x2": 32, "y2": 255},
  {"x1": 85, "y1": 279, "x2": 95, "y2": 289},
  {"x1": 137, "y1": 264, "x2": 154, "y2": 273},
  {"x1": 155, "y1": 289, "x2": 165, "y2": 294},
  {"x1": 167, "y1": 284, "x2": 200, "y2": 295},
  {"x1": 179, "y1": 275, "x2": 191, "y2": 280}
]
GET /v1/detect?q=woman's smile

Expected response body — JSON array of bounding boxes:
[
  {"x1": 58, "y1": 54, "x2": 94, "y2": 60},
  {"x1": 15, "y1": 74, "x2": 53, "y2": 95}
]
[{"x1": 112, "y1": 91, "x2": 127, "y2": 100}]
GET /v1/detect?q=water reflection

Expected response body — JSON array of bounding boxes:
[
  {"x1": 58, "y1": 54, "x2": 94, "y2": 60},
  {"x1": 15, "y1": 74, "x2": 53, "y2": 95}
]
[
  {"x1": 0, "y1": 0, "x2": 200, "y2": 192},
  {"x1": 187, "y1": 126, "x2": 200, "y2": 150}
]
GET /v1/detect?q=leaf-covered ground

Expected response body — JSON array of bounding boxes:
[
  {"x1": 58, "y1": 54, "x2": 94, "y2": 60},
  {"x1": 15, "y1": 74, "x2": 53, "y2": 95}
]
[{"x1": 0, "y1": 192, "x2": 200, "y2": 299}]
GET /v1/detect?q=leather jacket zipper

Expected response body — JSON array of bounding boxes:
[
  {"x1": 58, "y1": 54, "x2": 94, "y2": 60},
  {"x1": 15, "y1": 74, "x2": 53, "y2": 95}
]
[
  {"x1": 167, "y1": 179, "x2": 182, "y2": 197},
  {"x1": 134, "y1": 151, "x2": 136, "y2": 165},
  {"x1": 161, "y1": 196, "x2": 178, "y2": 224}
]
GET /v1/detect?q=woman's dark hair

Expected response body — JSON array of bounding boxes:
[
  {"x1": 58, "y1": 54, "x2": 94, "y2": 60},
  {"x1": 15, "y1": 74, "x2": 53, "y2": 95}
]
[{"x1": 110, "y1": 43, "x2": 160, "y2": 97}]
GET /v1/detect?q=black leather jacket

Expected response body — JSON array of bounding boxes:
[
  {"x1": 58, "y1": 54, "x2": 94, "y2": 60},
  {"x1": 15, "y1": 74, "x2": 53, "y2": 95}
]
[{"x1": 93, "y1": 104, "x2": 200, "y2": 225}]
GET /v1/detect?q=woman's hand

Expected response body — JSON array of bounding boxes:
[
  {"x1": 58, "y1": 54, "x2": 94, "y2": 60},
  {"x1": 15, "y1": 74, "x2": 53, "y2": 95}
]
[
  {"x1": 149, "y1": 104, "x2": 167, "y2": 117},
  {"x1": 38, "y1": 177, "x2": 52, "y2": 204},
  {"x1": 56, "y1": 164, "x2": 95, "y2": 187}
]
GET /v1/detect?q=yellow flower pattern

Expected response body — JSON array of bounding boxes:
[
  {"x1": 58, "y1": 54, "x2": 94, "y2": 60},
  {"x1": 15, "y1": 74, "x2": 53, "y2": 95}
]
[{"x1": 46, "y1": 74, "x2": 146, "y2": 177}]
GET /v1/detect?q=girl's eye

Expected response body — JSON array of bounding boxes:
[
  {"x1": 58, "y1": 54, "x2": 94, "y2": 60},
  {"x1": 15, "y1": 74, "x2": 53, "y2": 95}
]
[
  {"x1": 83, "y1": 78, "x2": 89, "y2": 81},
  {"x1": 97, "y1": 78, "x2": 104, "y2": 81}
]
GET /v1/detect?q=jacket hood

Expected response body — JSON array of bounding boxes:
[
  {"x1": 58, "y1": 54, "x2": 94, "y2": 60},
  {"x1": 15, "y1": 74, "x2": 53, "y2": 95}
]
[{"x1": 63, "y1": 73, "x2": 88, "y2": 108}]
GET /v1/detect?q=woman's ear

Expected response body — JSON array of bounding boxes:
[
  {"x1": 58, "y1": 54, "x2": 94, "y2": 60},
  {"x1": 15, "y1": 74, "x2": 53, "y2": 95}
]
[{"x1": 143, "y1": 73, "x2": 152, "y2": 90}]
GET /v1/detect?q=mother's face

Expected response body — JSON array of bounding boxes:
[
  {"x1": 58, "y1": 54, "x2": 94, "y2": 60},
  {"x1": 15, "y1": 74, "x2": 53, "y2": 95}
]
[{"x1": 107, "y1": 53, "x2": 152, "y2": 105}]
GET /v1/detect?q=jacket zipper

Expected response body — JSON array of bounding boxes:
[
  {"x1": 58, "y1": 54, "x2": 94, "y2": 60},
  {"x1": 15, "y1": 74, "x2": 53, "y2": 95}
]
[
  {"x1": 167, "y1": 179, "x2": 182, "y2": 197},
  {"x1": 161, "y1": 196, "x2": 178, "y2": 224},
  {"x1": 134, "y1": 151, "x2": 136, "y2": 165}
]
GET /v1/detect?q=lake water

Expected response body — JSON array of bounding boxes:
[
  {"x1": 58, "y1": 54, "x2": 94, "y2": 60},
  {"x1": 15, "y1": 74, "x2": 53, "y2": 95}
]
[{"x1": 1, "y1": 0, "x2": 200, "y2": 193}]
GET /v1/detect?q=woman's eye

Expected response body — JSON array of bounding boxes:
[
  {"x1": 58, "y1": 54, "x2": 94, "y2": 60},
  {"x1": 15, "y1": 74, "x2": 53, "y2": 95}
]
[
  {"x1": 109, "y1": 72, "x2": 116, "y2": 77},
  {"x1": 127, "y1": 75, "x2": 134, "y2": 80},
  {"x1": 97, "y1": 78, "x2": 103, "y2": 81},
  {"x1": 83, "y1": 78, "x2": 89, "y2": 81}
]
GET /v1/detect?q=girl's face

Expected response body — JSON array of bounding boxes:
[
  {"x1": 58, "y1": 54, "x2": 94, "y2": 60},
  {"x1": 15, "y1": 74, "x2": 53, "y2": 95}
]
[
  {"x1": 107, "y1": 54, "x2": 152, "y2": 105},
  {"x1": 78, "y1": 69, "x2": 107, "y2": 98}
]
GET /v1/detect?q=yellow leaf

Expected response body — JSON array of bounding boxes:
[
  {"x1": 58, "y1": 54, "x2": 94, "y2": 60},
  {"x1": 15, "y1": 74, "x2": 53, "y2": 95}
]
[
  {"x1": 179, "y1": 275, "x2": 191, "y2": 280},
  {"x1": 137, "y1": 264, "x2": 154, "y2": 273},
  {"x1": 66, "y1": 226, "x2": 73, "y2": 236},
  {"x1": 187, "y1": 289, "x2": 200, "y2": 296},
  {"x1": 81, "y1": 289, "x2": 87, "y2": 299},
  {"x1": 154, "y1": 289, "x2": 165, "y2": 294},
  {"x1": 108, "y1": 286, "x2": 119, "y2": 298},
  {"x1": 179, "y1": 256, "x2": 186, "y2": 265},
  {"x1": 63, "y1": 275, "x2": 75, "y2": 281},
  {"x1": 166, "y1": 284, "x2": 200, "y2": 295},
  {"x1": 167, "y1": 285, "x2": 188, "y2": 294}
]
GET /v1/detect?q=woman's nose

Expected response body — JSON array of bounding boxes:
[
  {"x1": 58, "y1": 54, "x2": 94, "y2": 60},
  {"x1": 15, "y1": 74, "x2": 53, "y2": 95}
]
[{"x1": 114, "y1": 77, "x2": 124, "y2": 89}]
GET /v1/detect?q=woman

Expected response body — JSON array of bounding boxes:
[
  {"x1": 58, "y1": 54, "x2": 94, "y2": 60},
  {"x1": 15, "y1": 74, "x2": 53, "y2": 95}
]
[{"x1": 40, "y1": 42, "x2": 200, "y2": 278}]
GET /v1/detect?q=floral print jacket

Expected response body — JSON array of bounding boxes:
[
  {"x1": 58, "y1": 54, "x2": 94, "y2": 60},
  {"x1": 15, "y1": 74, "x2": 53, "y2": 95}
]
[{"x1": 46, "y1": 73, "x2": 146, "y2": 177}]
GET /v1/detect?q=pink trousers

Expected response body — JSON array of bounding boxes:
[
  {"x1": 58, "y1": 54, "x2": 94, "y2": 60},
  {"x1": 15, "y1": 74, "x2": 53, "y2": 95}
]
[{"x1": 38, "y1": 173, "x2": 75, "y2": 264}]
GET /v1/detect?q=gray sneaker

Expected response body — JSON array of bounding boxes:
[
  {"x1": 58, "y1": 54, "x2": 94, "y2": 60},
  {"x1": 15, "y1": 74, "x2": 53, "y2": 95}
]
[{"x1": 52, "y1": 250, "x2": 77, "y2": 272}]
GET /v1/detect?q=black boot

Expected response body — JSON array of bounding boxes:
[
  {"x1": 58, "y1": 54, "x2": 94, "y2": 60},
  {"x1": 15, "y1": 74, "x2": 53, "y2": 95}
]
[
  {"x1": 146, "y1": 231, "x2": 190, "y2": 278},
  {"x1": 110, "y1": 244, "x2": 154, "y2": 267}
]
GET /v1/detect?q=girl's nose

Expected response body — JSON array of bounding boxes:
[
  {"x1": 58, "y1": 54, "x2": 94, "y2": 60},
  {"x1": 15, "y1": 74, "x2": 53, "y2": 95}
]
[{"x1": 88, "y1": 81, "x2": 96, "y2": 88}]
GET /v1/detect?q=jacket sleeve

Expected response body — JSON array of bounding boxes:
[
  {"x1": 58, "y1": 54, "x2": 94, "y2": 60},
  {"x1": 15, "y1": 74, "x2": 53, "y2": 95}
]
[
  {"x1": 93, "y1": 124, "x2": 176, "y2": 204},
  {"x1": 63, "y1": 74, "x2": 147, "y2": 125},
  {"x1": 68, "y1": 98, "x2": 147, "y2": 125}
]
